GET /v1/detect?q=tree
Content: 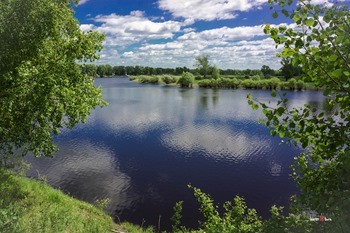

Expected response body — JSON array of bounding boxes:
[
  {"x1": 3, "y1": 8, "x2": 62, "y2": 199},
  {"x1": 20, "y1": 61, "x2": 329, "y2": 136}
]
[
  {"x1": 81, "y1": 64, "x2": 97, "y2": 77},
  {"x1": 97, "y1": 64, "x2": 107, "y2": 77},
  {"x1": 211, "y1": 66, "x2": 220, "y2": 80},
  {"x1": 0, "y1": 0, "x2": 105, "y2": 160},
  {"x1": 280, "y1": 57, "x2": 302, "y2": 80},
  {"x1": 249, "y1": 0, "x2": 350, "y2": 229},
  {"x1": 104, "y1": 64, "x2": 113, "y2": 77},
  {"x1": 261, "y1": 65, "x2": 275, "y2": 78},
  {"x1": 195, "y1": 55, "x2": 211, "y2": 79}
]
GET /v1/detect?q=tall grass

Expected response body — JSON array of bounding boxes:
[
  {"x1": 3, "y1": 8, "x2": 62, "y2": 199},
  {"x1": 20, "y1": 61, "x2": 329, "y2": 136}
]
[{"x1": 0, "y1": 169, "x2": 152, "y2": 233}]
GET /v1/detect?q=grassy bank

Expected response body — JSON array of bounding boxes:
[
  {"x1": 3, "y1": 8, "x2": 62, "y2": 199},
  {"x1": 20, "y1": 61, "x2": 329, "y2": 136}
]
[
  {"x1": 129, "y1": 75, "x2": 318, "y2": 90},
  {"x1": 0, "y1": 169, "x2": 152, "y2": 233}
]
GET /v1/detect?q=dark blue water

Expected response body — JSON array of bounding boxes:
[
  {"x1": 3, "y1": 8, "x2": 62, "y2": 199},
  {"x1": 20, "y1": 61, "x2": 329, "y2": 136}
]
[{"x1": 27, "y1": 78, "x2": 325, "y2": 230}]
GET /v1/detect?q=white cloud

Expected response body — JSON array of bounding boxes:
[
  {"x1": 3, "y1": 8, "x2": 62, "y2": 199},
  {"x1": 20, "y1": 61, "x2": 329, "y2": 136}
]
[
  {"x1": 78, "y1": 0, "x2": 90, "y2": 5},
  {"x1": 80, "y1": 24, "x2": 95, "y2": 31},
  {"x1": 308, "y1": 0, "x2": 333, "y2": 6},
  {"x1": 158, "y1": 0, "x2": 267, "y2": 21},
  {"x1": 128, "y1": 24, "x2": 286, "y2": 69},
  {"x1": 81, "y1": 12, "x2": 185, "y2": 47},
  {"x1": 81, "y1": 11, "x2": 296, "y2": 69}
]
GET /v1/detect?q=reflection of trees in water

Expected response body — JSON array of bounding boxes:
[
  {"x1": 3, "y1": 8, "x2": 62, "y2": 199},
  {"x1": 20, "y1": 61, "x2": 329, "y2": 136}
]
[
  {"x1": 212, "y1": 89, "x2": 219, "y2": 108},
  {"x1": 284, "y1": 94, "x2": 336, "y2": 117},
  {"x1": 199, "y1": 95, "x2": 209, "y2": 110},
  {"x1": 178, "y1": 88, "x2": 192, "y2": 102},
  {"x1": 196, "y1": 90, "x2": 220, "y2": 110}
]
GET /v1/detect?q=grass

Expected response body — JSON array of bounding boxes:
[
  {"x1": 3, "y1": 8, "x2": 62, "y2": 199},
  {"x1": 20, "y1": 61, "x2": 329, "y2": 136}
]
[{"x1": 0, "y1": 168, "x2": 152, "y2": 233}]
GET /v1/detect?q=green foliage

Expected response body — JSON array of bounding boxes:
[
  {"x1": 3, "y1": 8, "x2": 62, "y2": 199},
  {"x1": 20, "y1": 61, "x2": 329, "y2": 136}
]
[
  {"x1": 189, "y1": 185, "x2": 263, "y2": 233},
  {"x1": 171, "y1": 186, "x2": 317, "y2": 233},
  {"x1": 287, "y1": 78, "x2": 297, "y2": 90},
  {"x1": 241, "y1": 79, "x2": 255, "y2": 89},
  {"x1": 211, "y1": 66, "x2": 221, "y2": 80},
  {"x1": 178, "y1": 72, "x2": 194, "y2": 88},
  {"x1": 266, "y1": 77, "x2": 281, "y2": 90},
  {"x1": 171, "y1": 201, "x2": 184, "y2": 232},
  {"x1": 279, "y1": 58, "x2": 302, "y2": 80},
  {"x1": 296, "y1": 80, "x2": 304, "y2": 91},
  {"x1": 117, "y1": 222, "x2": 155, "y2": 233},
  {"x1": 0, "y1": 169, "x2": 116, "y2": 232},
  {"x1": 251, "y1": 0, "x2": 350, "y2": 230},
  {"x1": 0, "y1": 0, "x2": 105, "y2": 159},
  {"x1": 263, "y1": 205, "x2": 312, "y2": 233},
  {"x1": 261, "y1": 65, "x2": 275, "y2": 78},
  {"x1": 139, "y1": 75, "x2": 159, "y2": 84},
  {"x1": 162, "y1": 75, "x2": 178, "y2": 84},
  {"x1": 198, "y1": 78, "x2": 240, "y2": 89},
  {"x1": 195, "y1": 55, "x2": 211, "y2": 79}
]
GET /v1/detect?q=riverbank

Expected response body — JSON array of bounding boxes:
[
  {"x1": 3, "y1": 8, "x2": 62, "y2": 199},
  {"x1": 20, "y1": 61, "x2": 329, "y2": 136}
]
[
  {"x1": 0, "y1": 168, "x2": 152, "y2": 233},
  {"x1": 128, "y1": 75, "x2": 319, "y2": 91}
]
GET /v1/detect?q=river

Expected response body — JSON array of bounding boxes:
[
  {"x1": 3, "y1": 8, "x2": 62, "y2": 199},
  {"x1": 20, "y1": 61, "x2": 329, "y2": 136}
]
[{"x1": 27, "y1": 77, "x2": 325, "y2": 230}]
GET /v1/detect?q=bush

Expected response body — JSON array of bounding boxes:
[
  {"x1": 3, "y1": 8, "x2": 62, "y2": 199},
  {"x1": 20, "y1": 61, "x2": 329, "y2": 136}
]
[
  {"x1": 251, "y1": 75, "x2": 261, "y2": 81},
  {"x1": 178, "y1": 72, "x2": 194, "y2": 88},
  {"x1": 162, "y1": 76, "x2": 177, "y2": 84},
  {"x1": 241, "y1": 79, "x2": 255, "y2": 89},
  {"x1": 287, "y1": 78, "x2": 297, "y2": 90},
  {"x1": 296, "y1": 80, "x2": 304, "y2": 91},
  {"x1": 139, "y1": 75, "x2": 159, "y2": 84},
  {"x1": 198, "y1": 78, "x2": 240, "y2": 89},
  {"x1": 171, "y1": 186, "x2": 313, "y2": 232},
  {"x1": 266, "y1": 77, "x2": 280, "y2": 90}
]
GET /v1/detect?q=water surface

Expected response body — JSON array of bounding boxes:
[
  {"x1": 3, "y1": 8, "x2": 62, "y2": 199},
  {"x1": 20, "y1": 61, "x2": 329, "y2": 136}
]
[{"x1": 27, "y1": 78, "x2": 325, "y2": 230}]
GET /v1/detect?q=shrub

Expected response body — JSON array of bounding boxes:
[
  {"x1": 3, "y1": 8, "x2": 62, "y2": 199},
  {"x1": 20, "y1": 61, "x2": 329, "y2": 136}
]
[
  {"x1": 266, "y1": 77, "x2": 280, "y2": 90},
  {"x1": 287, "y1": 78, "x2": 297, "y2": 90},
  {"x1": 139, "y1": 75, "x2": 159, "y2": 84},
  {"x1": 296, "y1": 80, "x2": 304, "y2": 91},
  {"x1": 251, "y1": 75, "x2": 261, "y2": 81},
  {"x1": 178, "y1": 72, "x2": 194, "y2": 88},
  {"x1": 241, "y1": 79, "x2": 255, "y2": 89},
  {"x1": 162, "y1": 76, "x2": 177, "y2": 84}
]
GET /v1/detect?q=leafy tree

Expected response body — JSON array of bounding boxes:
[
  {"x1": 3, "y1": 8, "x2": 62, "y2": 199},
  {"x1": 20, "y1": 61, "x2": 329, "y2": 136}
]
[
  {"x1": 280, "y1": 58, "x2": 302, "y2": 80},
  {"x1": 250, "y1": 0, "x2": 350, "y2": 229},
  {"x1": 261, "y1": 65, "x2": 275, "y2": 78},
  {"x1": 195, "y1": 55, "x2": 211, "y2": 79},
  {"x1": 97, "y1": 65, "x2": 107, "y2": 77},
  {"x1": 104, "y1": 64, "x2": 113, "y2": 77},
  {"x1": 0, "y1": 0, "x2": 105, "y2": 160},
  {"x1": 81, "y1": 64, "x2": 97, "y2": 77},
  {"x1": 211, "y1": 66, "x2": 220, "y2": 80},
  {"x1": 113, "y1": 66, "x2": 126, "y2": 76}
]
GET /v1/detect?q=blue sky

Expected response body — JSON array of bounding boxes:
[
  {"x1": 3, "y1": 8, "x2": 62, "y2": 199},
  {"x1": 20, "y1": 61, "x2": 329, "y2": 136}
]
[{"x1": 75, "y1": 0, "x2": 343, "y2": 69}]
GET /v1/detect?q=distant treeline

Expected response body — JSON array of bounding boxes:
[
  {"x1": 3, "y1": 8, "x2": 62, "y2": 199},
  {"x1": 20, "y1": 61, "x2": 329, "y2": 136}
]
[{"x1": 80, "y1": 64, "x2": 288, "y2": 79}]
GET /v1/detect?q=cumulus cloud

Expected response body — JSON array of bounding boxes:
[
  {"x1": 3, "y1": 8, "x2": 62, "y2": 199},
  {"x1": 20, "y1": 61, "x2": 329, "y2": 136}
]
[
  {"x1": 129, "y1": 23, "x2": 290, "y2": 69},
  {"x1": 78, "y1": 0, "x2": 90, "y2": 5},
  {"x1": 81, "y1": 11, "x2": 185, "y2": 47},
  {"x1": 79, "y1": 10, "x2": 295, "y2": 69},
  {"x1": 158, "y1": 0, "x2": 267, "y2": 21}
]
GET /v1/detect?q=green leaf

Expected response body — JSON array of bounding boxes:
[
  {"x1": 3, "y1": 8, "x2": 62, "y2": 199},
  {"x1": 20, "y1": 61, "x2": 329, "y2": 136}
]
[
  {"x1": 329, "y1": 54, "x2": 338, "y2": 62},
  {"x1": 331, "y1": 69, "x2": 343, "y2": 78},
  {"x1": 305, "y1": 18, "x2": 315, "y2": 27}
]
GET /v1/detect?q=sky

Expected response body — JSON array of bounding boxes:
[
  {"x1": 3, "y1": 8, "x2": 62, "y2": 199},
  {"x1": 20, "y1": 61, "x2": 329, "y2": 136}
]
[{"x1": 75, "y1": 0, "x2": 345, "y2": 70}]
